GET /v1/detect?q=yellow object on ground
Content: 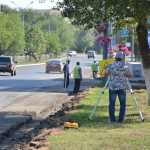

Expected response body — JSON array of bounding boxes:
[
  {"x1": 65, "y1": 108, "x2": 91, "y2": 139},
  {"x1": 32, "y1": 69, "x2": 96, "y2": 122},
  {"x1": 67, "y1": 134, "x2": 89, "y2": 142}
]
[
  {"x1": 98, "y1": 59, "x2": 114, "y2": 77},
  {"x1": 64, "y1": 122, "x2": 79, "y2": 129}
]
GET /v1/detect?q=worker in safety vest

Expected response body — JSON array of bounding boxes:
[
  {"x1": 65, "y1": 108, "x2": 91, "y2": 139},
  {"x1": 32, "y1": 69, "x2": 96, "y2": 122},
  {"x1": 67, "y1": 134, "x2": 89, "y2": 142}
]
[
  {"x1": 73, "y1": 61, "x2": 82, "y2": 94},
  {"x1": 91, "y1": 60, "x2": 98, "y2": 79}
]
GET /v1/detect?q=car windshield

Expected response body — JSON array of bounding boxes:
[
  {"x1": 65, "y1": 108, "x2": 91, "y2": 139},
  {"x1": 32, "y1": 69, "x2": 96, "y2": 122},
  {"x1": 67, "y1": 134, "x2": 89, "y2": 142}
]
[
  {"x1": 48, "y1": 60, "x2": 60, "y2": 65},
  {"x1": 88, "y1": 51, "x2": 94, "y2": 53},
  {"x1": 0, "y1": 57, "x2": 11, "y2": 63},
  {"x1": 69, "y1": 51, "x2": 75, "y2": 53}
]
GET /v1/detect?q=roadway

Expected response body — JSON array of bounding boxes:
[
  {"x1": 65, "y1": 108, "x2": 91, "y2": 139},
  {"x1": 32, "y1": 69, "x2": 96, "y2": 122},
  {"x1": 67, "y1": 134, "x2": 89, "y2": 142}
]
[{"x1": 0, "y1": 54, "x2": 101, "y2": 117}]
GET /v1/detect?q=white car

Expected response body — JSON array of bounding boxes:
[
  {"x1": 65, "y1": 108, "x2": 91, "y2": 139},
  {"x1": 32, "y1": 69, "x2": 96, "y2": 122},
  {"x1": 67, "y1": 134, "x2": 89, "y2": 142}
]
[
  {"x1": 67, "y1": 51, "x2": 77, "y2": 57},
  {"x1": 87, "y1": 50, "x2": 96, "y2": 58}
]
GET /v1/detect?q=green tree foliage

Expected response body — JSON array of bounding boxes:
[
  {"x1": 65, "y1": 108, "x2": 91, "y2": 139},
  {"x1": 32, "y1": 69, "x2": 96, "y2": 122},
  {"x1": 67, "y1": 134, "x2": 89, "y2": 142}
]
[
  {"x1": 60, "y1": 0, "x2": 150, "y2": 65},
  {"x1": 40, "y1": 15, "x2": 76, "y2": 52},
  {"x1": 25, "y1": 25, "x2": 46, "y2": 61},
  {"x1": 73, "y1": 28, "x2": 94, "y2": 52},
  {"x1": 24, "y1": 10, "x2": 77, "y2": 56},
  {"x1": 0, "y1": 7, "x2": 94, "y2": 57},
  {"x1": 46, "y1": 32, "x2": 62, "y2": 56},
  {"x1": 58, "y1": 18, "x2": 76, "y2": 51},
  {"x1": 0, "y1": 13, "x2": 25, "y2": 55}
]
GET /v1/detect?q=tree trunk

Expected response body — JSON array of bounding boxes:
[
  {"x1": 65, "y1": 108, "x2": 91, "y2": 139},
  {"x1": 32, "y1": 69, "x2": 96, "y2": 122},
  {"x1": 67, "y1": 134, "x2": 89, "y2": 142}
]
[
  {"x1": 136, "y1": 17, "x2": 150, "y2": 105},
  {"x1": 103, "y1": 22, "x2": 109, "y2": 60}
]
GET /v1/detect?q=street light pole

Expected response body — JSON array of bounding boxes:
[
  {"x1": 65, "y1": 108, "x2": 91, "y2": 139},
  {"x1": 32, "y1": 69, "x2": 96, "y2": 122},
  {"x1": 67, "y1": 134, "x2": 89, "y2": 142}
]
[
  {"x1": 131, "y1": 25, "x2": 135, "y2": 61},
  {"x1": 11, "y1": 1, "x2": 34, "y2": 26}
]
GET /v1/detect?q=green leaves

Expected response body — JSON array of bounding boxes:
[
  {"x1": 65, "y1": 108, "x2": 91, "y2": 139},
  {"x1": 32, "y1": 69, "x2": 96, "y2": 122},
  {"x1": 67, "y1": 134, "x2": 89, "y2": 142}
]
[
  {"x1": 60, "y1": 0, "x2": 150, "y2": 29},
  {"x1": 0, "y1": 13, "x2": 25, "y2": 55}
]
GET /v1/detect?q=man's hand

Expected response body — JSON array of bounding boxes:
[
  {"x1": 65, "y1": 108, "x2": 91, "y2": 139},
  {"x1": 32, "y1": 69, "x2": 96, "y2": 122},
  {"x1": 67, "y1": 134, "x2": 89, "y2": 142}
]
[{"x1": 130, "y1": 89, "x2": 134, "y2": 94}]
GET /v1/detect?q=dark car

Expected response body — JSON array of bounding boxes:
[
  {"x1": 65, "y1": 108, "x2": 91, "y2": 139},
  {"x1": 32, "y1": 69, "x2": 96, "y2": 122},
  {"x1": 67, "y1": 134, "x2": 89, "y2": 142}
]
[
  {"x1": 45, "y1": 60, "x2": 63, "y2": 73},
  {"x1": 0, "y1": 56, "x2": 16, "y2": 76}
]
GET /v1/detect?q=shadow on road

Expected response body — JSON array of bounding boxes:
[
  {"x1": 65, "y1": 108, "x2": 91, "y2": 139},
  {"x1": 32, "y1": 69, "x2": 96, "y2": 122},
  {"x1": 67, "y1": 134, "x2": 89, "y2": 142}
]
[{"x1": 0, "y1": 78, "x2": 99, "y2": 93}]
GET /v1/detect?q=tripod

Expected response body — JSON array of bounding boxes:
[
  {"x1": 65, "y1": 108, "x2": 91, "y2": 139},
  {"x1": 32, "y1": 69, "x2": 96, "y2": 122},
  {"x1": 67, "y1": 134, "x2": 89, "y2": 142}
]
[
  {"x1": 89, "y1": 78, "x2": 144, "y2": 122},
  {"x1": 89, "y1": 78, "x2": 110, "y2": 120},
  {"x1": 127, "y1": 81, "x2": 144, "y2": 122}
]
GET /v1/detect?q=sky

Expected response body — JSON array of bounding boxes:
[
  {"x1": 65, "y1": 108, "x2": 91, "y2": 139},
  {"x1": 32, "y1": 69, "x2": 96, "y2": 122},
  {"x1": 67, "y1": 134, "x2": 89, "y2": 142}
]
[{"x1": 0, "y1": 0, "x2": 62, "y2": 10}]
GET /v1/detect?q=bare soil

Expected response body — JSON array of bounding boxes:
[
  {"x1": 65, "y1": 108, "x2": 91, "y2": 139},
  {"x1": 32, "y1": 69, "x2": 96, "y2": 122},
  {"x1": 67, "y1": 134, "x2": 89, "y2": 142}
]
[{"x1": 0, "y1": 92, "x2": 87, "y2": 150}]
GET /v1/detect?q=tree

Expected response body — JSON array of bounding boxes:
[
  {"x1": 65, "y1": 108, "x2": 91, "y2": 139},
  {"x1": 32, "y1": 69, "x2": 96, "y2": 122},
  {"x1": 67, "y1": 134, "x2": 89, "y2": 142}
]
[
  {"x1": 40, "y1": 15, "x2": 76, "y2": 52},
  {"x1": 0, "y1": 13, "x2": 25, "y2": 55},
  {"x1": 46, "y1": 32, "x2": 62, "y2": 56},
  {"x1": 25, "y1": 26, "x2": 46, "y2": 61},
  {"x1": 59, "y1": 0, "x2": 150, "y2": 105},
  {"x1": 73, "y1": 28, "x2": 95, "y2": 52},
  {"x1": 57, "y1": 18, "x2": 76, "y2": 51}
]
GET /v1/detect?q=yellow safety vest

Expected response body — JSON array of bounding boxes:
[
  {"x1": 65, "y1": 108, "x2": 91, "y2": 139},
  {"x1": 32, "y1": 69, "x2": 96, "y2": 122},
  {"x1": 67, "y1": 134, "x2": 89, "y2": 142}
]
[
  {"x1": 73, "y1": 66, "x2": 80, "y2": 79},
  {"x1": 91, "y1": 63, "x2": 98, "y2": 71}
]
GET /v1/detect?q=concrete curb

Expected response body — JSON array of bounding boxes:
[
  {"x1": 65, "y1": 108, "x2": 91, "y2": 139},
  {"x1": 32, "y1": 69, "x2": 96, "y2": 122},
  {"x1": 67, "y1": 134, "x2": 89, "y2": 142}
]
[{"x1": 16, "y1": 63, "x2": 45, "y2": 68}]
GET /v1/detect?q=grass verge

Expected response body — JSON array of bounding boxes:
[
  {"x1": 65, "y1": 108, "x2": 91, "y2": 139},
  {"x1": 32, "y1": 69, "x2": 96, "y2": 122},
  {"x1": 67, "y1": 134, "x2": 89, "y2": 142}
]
[{"x1": 48, "y1": 88, "x2": 150, "y2": 150}]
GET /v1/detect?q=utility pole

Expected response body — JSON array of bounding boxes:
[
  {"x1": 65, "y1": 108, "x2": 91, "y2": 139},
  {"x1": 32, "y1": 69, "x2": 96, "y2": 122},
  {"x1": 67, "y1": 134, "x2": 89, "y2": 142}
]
[
  {"x1": 131, "y1": 26, "x2": 135, "y2": 61},
  {"x1": 11, "y1": 1, "x2": 34, "y2": 27}
]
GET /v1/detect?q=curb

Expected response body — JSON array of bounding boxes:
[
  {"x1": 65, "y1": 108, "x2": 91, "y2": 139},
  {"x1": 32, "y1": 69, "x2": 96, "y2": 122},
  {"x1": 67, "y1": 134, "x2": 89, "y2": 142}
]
[{"x1": 16, "y1": 63, "x2": 45, "y2": 68}]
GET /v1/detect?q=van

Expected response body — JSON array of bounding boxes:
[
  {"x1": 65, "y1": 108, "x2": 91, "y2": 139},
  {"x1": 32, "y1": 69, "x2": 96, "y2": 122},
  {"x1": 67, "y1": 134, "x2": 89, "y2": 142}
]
[{"x1": 87, "y1": 51, "x2": 96, "y2": 58}]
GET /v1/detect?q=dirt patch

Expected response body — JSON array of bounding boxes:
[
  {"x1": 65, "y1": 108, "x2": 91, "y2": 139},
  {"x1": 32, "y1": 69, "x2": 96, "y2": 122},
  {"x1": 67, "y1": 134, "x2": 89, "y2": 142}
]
[{"x1": 0, "y1": 92, "x2": 87, "y2": 150}]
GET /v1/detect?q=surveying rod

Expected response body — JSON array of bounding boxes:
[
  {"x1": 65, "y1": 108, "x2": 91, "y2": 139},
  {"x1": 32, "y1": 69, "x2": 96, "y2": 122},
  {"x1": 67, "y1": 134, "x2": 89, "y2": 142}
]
[
  {"x1": 127, "y1": 80, "x2": 144, "y2": 122},
  {"x1": 89, "y1": 77, "x2": 110, "y2": 120}
]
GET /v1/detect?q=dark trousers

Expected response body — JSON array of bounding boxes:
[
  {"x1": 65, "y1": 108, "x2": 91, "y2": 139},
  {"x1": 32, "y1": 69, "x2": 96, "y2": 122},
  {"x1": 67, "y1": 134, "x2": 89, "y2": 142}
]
[
  {"x1": 73, "y1": 79, "x2": 81, "y2": 94},
  {"x1": 92, "y1": 71, "x2": 97, "y2": 79},
  {"x1": 109, "y1": 89, "x2": 126, "y2": 122},
  {"x1": 64, "y1": 74, "x2": 69, "y2": 88}
]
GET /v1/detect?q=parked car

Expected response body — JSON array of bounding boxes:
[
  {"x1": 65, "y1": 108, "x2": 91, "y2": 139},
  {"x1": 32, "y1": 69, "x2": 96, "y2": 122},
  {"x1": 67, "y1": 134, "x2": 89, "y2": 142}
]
[
  {"x1": 0, "y1": 56, "x2": 16, "y2": 76},
  {"x1": 45, "y1": 60, "x2": 64, "y2": 73},
  {"x1": 126, "y1": 62, "x2": 146, "y2": 89},
  {"x1": 67, "y1": 51, "x2": 77, "y2": 57},
  {"x1": 87, "y1": 50, "x2": 96, "y2": 58}
]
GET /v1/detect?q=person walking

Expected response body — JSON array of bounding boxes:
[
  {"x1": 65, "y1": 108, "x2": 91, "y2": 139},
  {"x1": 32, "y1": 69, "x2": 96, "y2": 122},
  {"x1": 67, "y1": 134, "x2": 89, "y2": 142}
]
[
  {"x1": 91, "y1": 60, "x2": 98, "y2": 79},
  {"x1": 105, "y1": 53, "x2": 131, "y2": 123},
  {"x1": 73, "y1": 61, "x2": 82, "y2": 94},
  {"x1": 63, "y1": 59, "x2": 70, "y2": 88}
]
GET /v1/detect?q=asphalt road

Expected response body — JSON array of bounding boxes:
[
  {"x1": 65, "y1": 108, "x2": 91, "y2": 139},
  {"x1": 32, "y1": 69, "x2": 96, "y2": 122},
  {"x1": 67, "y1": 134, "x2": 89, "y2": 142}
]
[{"x1": 0, "y1": 54, "x2": 101, "y2": 114}]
